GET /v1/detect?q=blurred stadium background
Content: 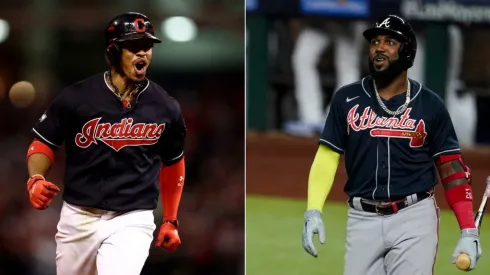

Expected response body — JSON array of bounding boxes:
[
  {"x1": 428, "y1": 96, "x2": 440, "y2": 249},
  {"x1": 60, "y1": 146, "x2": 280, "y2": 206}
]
[
  {"x1": 246, "y1": 0, "x2": 490, "y2": 274},
  {"x1": 0, "y1": 1, "x2": 244, "y2": 275}
]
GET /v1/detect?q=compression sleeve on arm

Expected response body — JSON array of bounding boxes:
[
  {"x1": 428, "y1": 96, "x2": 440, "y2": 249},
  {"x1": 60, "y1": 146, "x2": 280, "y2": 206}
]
[
  {"x1": 159, "y1": 157, "x2": 185, "y2": 220},
  {"x1": 307, "y1": 144, "x2": 341, "y2": 212}
]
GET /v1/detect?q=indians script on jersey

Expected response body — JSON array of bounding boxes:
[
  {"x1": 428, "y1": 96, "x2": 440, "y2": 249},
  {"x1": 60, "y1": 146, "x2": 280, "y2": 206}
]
[
  {"x1": 75, "y1": 117, "x2": 165, "y2": 151},
  {"x1": 347, "y1": 105, "x2": 427, "y2": 148}
]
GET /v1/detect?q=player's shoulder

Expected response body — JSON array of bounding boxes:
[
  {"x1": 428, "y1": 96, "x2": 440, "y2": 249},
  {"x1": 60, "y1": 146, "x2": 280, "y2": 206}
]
[
  {"x1": 147, "y1": 79, "x2": 182, "y2": 113},
  {"x1": 68, "y1": 72, "x2": 104, "y2": 90},
  {"x1": 331, "y1": 77, "x2": 371, "y2": 103},
  {"x1": 409, "y1": 79, "x2": 445, "y2": 107},
  {"x1": 336, "y1": 79, "x2": 365, "y2": 95},
  {"x1": 45, "y1": 73, "x2": 100, "y2": 107},
  {"x1": 58, "y1": 72, "x2": 105, "y2": 98}
]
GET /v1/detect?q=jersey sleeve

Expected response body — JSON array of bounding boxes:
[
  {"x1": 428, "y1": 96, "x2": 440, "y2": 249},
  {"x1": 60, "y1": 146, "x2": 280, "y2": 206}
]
[
  {"x1": 159, "y1": 99, "x2": 187, "y2": 166},
  {"x1": 318, "y1": 91, "x2": 347, "y2": 154},
  {"x1": 429, "y1": 99, "x2": 460, "y2": 158},
  {"x1": 31, "y1": 90, "x2": 71, "y2": 148}
]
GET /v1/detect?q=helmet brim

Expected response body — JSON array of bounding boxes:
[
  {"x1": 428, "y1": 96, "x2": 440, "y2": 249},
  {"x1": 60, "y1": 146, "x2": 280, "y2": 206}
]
[
  {"x1": 116, "y1": 32, "x2": 162, "y2": 43},
  {"x1": 363, "y1": 27, "x2": 408, "y2": 43}
]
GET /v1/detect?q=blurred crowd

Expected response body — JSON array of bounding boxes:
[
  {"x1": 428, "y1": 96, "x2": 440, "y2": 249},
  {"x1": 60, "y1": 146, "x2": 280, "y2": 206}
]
[
  {"x1": 0, "y1": 1, "x2": 244, "y2": 275},
  {"x1": 266, "y1": 16, "x2": 490, "y2": 147}
]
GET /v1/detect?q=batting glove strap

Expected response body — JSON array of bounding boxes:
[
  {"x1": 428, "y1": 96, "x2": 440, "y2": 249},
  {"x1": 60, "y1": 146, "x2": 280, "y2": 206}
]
[
  {"x1": 304, "y1": 209, "x2": 322, "y2": 220},
  {"x1": 163, "y1": 219, "x2": 179, "y2": 229},
  {"x1": 461, "y1": 228, "x2": 479, "y2": 238},
  {"x1": 27, "y1": 174, "x2": 46, "y2": 192}
]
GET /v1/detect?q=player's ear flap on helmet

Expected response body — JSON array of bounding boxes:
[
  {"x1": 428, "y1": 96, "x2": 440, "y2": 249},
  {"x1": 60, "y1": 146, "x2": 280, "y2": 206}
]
[{"x1": 105, "y1": 42, "x2": 122, "y2": 66}]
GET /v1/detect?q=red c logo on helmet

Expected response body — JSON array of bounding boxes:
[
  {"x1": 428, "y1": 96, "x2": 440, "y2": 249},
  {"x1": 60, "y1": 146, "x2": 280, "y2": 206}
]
[{"x1": 134, "y1": 18, "x2": 146, "y2": 33}]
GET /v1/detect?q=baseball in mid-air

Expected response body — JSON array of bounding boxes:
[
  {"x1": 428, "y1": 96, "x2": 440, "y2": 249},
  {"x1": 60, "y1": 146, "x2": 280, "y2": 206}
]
[{"x1": 9, "y1": 81, "x2": 36, "y2": 108}]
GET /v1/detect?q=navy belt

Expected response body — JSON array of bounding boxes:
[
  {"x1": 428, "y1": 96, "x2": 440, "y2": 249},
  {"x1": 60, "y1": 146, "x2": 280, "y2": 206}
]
[{"x1": 348, "y1": 191, "x2": 432, "y2": 216}]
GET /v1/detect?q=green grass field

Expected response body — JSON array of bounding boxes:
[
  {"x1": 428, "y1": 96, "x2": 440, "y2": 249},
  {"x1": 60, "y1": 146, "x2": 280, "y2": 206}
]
[{"x1": 246, "y1": 195, "x2": 490, "y2": 275}]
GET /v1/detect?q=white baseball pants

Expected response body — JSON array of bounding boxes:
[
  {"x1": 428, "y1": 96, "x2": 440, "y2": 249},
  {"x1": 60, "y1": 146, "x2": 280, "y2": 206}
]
[{"x1": 55, "y1": 201, "x2": 156, "y2": 275}]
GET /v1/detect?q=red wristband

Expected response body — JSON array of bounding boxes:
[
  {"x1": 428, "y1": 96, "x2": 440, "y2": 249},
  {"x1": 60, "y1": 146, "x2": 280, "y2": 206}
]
[{"x1": 26, "y1": 139, "x2": 55, "y2": 164}]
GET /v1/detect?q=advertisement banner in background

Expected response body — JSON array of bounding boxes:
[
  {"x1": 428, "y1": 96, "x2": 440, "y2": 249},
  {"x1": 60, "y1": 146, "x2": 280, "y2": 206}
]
[
  {"x1": 372, "y1": 0, "x2": 490, "y2": 25},
  {"x1": 247, "y1": 0, "x2": 258, "y2": 11},
  {"x1": 300, "y1": 0, "x2": 370, "y2": 18}
]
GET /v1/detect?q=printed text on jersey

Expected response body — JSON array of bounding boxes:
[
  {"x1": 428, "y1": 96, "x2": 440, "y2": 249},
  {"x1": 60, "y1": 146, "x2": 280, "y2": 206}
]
[
  {"x1": 347, "y1": 105, "x2": 427, "y2": 148},
  {"x1": 75, "y1": 117, "x2": 166, "y2": 151}
]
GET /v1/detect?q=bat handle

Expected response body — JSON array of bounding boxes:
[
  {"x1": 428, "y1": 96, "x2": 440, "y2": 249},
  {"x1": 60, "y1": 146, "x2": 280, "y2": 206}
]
[{"x1": 456, "y1": 253, "x2": 471, "y2": 271}]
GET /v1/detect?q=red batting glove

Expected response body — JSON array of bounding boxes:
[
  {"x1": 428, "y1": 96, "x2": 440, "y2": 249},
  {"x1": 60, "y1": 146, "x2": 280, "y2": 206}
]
[
  {"x1": 155, "y1": 220, "x2": 181, "y2": 252},
  {"x1": 27, "y1": 174, "x2": 60, "y2": 210}
]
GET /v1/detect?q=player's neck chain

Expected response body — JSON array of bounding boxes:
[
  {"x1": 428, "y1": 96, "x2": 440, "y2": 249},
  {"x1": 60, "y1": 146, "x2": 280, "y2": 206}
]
[
  {"x1": 373, "y1": 78, "x2": 411, "y2": 116},
  {"x1": 105, "y1": 71, "x2": 144, "y2": 108}
]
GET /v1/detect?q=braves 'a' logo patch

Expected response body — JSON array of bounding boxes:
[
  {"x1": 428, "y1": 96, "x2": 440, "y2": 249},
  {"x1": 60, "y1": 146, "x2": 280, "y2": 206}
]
[
  {"x1": 347, "y1": 105, "x2": 427, "y2": 148},
  {"x1": 376, "y1": 18, "x2": 391, "y2": 28},
  {"x1": 75, "y1": 117, "x2": 165, "y2": 151}
]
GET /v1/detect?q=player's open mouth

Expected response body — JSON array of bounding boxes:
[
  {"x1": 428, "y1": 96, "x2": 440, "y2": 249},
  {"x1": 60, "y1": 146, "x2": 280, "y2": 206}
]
[
  {"x1": 134, "y1": 59, "x2": 148, "y2": 75},
  {"x1": 374, "y1": 55, "x2": 388, "y2": 65}
]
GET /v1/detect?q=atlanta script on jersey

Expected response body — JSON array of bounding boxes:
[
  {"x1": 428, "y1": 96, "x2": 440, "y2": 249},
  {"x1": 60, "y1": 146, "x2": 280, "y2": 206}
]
[
  {"x1": 320, "y1": 76, "x2": 460, "y2": 199},
  {"x1": 31, "y1": 73, "x2": 186, "y2": 211},
  {"x1": 347, "y1": 105, "x2": 427, "y2": 148}
]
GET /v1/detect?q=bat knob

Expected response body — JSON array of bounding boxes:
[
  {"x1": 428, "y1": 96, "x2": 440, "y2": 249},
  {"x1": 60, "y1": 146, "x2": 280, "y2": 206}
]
[{"x1": 456, "y1": 253, "x2": 471, "y2": 271}]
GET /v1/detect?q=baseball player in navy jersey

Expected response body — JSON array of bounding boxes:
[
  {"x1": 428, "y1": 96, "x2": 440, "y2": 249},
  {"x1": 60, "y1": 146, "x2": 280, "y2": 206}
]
[
  {"x1": 301, "y1": 15, "x2": 482, "y2": 274},
  {"x1": 25, "y1": 12, "x2": 186, "y2": 275}
]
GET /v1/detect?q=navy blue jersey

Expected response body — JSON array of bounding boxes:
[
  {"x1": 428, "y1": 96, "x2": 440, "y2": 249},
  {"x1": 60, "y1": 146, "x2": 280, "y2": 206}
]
[
  {"x1": 320, "y1": 76, "x2": 460, "y2": 199},
  {"x1": 32, "y1": 72, "x2": 186, "y2": 211}
]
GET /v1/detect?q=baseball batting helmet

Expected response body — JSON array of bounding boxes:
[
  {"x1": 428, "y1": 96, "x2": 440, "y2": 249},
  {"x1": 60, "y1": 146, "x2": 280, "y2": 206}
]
[
  {"x1": 362, "y1": 14, "x2": 417, "y2": 70},
  {"x1": 105, "y1": 12, "x2": 162, "y2": 65}
]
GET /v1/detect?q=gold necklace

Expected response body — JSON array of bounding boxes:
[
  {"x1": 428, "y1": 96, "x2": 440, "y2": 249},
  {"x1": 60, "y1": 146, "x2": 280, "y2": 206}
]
[{"x1": 106, "y1": 71, "x2": 140, "y2": 108}]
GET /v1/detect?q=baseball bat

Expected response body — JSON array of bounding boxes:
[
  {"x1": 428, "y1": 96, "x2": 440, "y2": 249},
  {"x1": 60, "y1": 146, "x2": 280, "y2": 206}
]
[{"x1": 455, "y1": 176, "x2": 490, "y2": 271}]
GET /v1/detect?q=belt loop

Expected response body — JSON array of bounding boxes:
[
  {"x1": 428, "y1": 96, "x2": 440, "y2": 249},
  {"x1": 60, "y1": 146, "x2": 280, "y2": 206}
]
[
  {"x1": 406, "y1": 194, "x2": 414, "y2": 206},
  {"x1": 412, "y1": 193, "x2": 418, "y2": 204},
  {"x1": 353, "y1": 197, "x2": 363, "y2": 211}
]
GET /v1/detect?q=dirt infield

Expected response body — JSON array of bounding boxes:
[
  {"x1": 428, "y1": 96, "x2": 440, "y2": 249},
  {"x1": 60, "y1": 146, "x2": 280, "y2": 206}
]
[{"x1": 246, "y1": 131, "x2": 490, "y2": 210}]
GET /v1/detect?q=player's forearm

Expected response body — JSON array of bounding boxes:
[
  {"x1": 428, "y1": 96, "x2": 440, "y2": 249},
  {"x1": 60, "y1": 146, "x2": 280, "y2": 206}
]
[
  {"x1": 26, "y1": 139, "x2": 55, "y2": 177},
  {"x1": 159, "y1": 157, "x2": 185, "y2": 220},
  {"x1": 27, "y1": 153, "x2": 52, "y2": 177},
  {"x1": 436, "y1": 157, "x2": 475, "y2": 229},
  {"x1": 307, "y1": 145, "x2": 340, "y2": 212}
]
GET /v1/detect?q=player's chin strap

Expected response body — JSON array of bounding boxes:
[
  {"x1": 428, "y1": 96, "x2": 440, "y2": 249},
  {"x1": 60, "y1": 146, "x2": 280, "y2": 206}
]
[{"x1": 436, "y1": 154, "x2": 472, "y2": 185}]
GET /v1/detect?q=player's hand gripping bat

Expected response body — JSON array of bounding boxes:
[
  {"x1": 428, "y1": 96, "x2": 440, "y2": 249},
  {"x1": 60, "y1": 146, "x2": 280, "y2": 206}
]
[{"x1": 455, "y1": 176, "x2": 490, "y2": 271}]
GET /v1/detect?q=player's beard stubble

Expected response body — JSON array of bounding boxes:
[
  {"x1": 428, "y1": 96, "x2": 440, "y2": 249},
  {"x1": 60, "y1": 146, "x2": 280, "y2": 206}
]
[{"x1": 368, "y1": 55, "x2": 405, "y2": 89}]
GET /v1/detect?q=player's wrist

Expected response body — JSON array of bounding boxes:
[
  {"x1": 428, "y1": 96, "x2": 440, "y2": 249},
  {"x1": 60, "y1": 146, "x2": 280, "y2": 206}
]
[
  {"x1": 27, "y1": 174, "x2": 46, "y2": 191},
  {"x1": 162, "y1": 218, "x2": 179, "y2": 229},
  {"x1": 461, "y1": 228, "x2": 478, "y2": 236},
  {"x1": 452, "y1": 201, "x2": 476, "y2": 229},
  {"x1": 29, "y1": 174, "x2": 45, "y2": 180}
]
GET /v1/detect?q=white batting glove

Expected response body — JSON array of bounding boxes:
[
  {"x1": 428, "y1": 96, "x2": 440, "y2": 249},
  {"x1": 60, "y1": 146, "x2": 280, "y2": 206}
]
[
  {"x1": 302, "y1": 209, "x2": 326, "y2": 258},
  {"x1": 451, "y1": 228, "x2": 482, "y2": 270}
]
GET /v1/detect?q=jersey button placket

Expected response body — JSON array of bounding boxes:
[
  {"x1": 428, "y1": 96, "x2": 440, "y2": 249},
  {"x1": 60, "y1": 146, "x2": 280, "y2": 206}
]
[{"x1": 377, "y1": 138, "x2": 389, "y2": 198}]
